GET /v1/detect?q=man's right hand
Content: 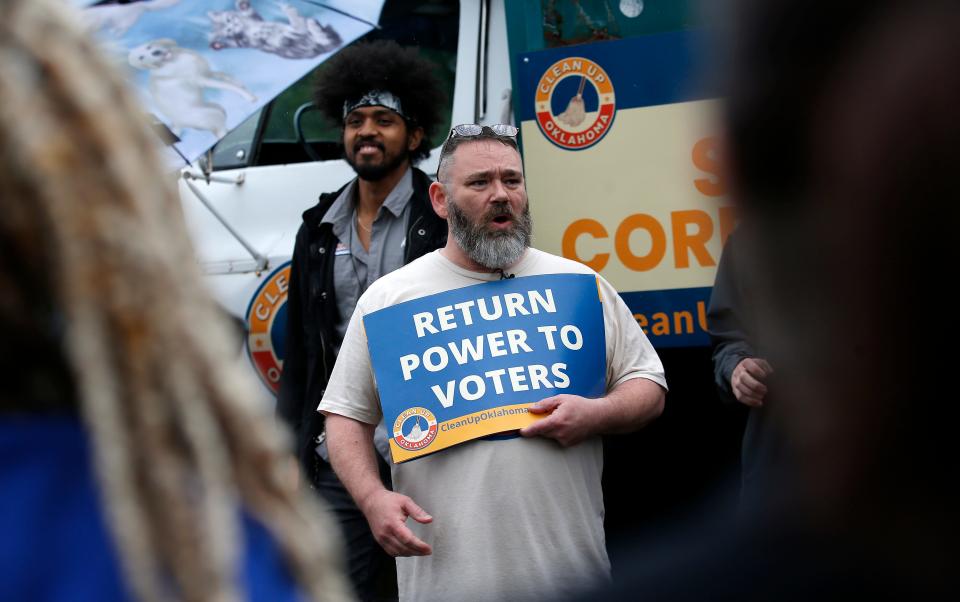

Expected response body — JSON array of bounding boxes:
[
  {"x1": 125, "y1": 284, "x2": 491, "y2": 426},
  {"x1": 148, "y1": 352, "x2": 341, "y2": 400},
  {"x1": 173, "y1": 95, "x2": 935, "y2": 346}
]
[
  {"x1": 360, "y1": 489, "x2": 433, "y2": 557},
  {"x1": 731, "y1": 357, "x2": 774, "y2": 407}
]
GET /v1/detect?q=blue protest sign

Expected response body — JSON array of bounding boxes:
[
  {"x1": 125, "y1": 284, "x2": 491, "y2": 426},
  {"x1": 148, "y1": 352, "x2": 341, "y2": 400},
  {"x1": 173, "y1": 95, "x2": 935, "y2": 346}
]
[{"x1": 364, "y1": 273, "x2": 606, "y2": 462}]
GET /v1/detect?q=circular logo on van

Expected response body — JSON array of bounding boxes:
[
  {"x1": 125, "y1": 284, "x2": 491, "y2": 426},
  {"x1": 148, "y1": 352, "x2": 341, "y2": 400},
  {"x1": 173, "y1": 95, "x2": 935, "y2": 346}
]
[
  {"x1": 393, "y1": 407, "x2": 438, "y2": 452},
  {"x1": 535, "y1": 57, "x2": 616, "y2": 150},
  {"x1": 245, "y1": 262, "x2": 291, "y2": 395}
]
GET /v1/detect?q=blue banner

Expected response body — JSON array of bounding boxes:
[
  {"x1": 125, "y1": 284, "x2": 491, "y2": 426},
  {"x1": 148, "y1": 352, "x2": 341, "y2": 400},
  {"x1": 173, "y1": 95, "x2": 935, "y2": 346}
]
[
  {"x1": 516, "y1": 30, "x2": 709, "y2": 122},
  {"x1": 620, "y1": 287, "x2": 712, "y2": 348},
  {"x1": 514, "y1": 29, "x2": 729, "y2": 348}
]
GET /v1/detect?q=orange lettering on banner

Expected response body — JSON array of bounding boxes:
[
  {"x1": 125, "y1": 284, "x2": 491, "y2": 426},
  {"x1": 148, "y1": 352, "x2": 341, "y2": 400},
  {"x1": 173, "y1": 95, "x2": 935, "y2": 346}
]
[
  {"x1": 697, "y1": 300, "x2": 708, "y2": 330},
  {"x1": 673, "y1": 310, "x2": 694, "y2": 334},
  {"x1": 633, "y1": 302, "x2": 710, "y2": 337},
  {"x1": 615, "y1": 214, "x2": 667, "y2": 272},
  {"x1": 671, "y1": 210, "x2": 715, "y2": 268},
  {"x1": 562, "y1": 218, "x2": 609, "y2": 271},
  {"x1": 692, "y1": 136, "x2": 726, "y2": 197},
  {"x1": 719, "y1": 205, "x2": 737, "y2": 247},
  {"x1": 563, "y1": 211, "x2": 737, "y2": 272},
  {"x1": 651, "y1": 312, "x2": 670, "y2": 336}
]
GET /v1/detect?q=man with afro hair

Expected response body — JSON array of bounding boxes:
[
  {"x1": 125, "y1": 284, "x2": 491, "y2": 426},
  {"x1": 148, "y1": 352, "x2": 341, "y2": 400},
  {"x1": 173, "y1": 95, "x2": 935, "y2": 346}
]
[{"x1": 278, "y1": 39, "x2": 448, "y2": 601}]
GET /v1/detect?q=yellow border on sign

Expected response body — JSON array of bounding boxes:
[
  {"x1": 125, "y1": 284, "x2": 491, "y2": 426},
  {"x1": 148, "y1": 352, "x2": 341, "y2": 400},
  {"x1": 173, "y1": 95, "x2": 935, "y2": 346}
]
[{"x1": 389, "y1": 403, "x2": 545, "y2": 463}]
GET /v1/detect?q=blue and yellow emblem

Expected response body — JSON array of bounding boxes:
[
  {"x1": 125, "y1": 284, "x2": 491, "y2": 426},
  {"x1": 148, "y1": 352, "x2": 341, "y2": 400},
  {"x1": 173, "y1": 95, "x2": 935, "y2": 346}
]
[
  {"x1": 245, "y1": 262, "x2": 291, "y2": 395},
  {"x1": 392, "y1": 407, "x2": 439, "y2": 453}
]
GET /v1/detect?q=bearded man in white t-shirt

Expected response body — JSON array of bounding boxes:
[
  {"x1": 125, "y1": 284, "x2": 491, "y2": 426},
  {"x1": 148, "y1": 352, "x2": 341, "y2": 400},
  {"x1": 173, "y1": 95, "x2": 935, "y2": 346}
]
[{"x1": 319, "y1": 125, "x2": 667, "y2": 602}]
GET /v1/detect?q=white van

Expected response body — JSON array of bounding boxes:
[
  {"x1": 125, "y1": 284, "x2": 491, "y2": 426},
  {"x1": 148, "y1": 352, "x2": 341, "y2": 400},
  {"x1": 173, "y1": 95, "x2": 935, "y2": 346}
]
[
  {"x1": 179, "y1": 0, "x2": 513, "y2": 396},
  {"x1": 179, "y1": 0, "x2": 721, "y2": 395}
]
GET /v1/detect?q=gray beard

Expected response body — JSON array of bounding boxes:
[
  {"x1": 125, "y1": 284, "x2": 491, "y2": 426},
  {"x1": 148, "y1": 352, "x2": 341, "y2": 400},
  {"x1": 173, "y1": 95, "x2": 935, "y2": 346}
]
[{"x1": 447, "y1": 198, "x2": 532, "y2": 270}]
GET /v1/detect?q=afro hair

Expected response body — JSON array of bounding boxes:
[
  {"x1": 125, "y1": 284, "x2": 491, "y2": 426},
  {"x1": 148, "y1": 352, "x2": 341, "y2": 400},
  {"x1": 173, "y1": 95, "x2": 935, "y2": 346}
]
[{"x1": 314, "y1": 40, "x2": 447, "y2": 164}]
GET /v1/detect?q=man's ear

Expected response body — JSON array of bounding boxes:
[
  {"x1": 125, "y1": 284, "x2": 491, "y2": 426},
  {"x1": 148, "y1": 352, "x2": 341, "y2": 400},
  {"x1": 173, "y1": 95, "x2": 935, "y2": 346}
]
[
  {"x1": 407, "y1": 126, "x2": 425, "y2": 152},
  {"x1": 429, "y1": 181, "x2": 449, "y2": 219}
]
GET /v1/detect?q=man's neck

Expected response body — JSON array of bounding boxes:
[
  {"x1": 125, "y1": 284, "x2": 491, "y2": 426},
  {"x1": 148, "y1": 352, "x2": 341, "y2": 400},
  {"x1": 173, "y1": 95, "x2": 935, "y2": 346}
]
[
  {"x1": 439, "y1": 241, "x2": 528, "y2": 274},
  {"x1": 355, "y1": 162, "x2": 410, "y2": 217}
]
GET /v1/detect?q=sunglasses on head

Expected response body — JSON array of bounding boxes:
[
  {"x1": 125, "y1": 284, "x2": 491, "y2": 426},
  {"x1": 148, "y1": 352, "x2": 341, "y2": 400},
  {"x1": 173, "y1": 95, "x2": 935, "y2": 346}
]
[
  {"x1": 447, "y1": 123, "x2": 519, "y2": 140},
  {"x1": 438, "y1": 124, "x2": 519, "y2": 176}
]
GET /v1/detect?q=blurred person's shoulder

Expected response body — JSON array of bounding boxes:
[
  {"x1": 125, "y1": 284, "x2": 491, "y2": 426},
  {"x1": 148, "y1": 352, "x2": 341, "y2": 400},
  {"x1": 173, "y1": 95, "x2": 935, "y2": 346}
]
[{"x1": 0, "y1": 416, "x2": 305, "y2": 602}]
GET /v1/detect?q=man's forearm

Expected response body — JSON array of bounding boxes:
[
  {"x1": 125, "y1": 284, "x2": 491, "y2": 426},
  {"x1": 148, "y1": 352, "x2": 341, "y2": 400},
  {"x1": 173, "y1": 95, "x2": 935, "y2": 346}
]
[
  {"x1": 598, "y1": 377, "x2": 665, "y2": 434},
  {"x1": 325, "y1": 412, "x2": 434, "y2": 557},
  {"x1": 324, "y1": 413, "x2": 385, "y2": 511}
]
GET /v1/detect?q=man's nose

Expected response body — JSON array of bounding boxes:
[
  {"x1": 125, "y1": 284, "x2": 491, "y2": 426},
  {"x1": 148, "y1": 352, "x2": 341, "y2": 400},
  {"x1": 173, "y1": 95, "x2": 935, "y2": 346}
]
[
  {"x1": 489, "y1": 178, "x2": 509, "y2": 202},
  {"x1": 358, "y1": 117, "x2": 378, "y2": 137}
]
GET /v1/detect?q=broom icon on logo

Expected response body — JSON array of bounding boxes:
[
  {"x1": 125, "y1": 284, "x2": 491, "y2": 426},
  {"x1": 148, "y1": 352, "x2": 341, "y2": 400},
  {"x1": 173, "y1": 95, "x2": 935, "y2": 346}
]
[{"x1": 557, "y1": 76, "x2": 588, "y2": 127}]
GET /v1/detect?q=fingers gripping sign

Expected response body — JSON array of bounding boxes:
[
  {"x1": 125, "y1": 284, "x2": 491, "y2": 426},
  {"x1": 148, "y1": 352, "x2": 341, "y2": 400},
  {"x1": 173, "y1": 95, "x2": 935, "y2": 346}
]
[
  {"x1": 521, "y1": 378, "x2": 664, "y2": 444},
  {"x1": 362, "y1": 489, "x2": 433, "y2": 557},
  {"x1": 520, "y1": 394, "x2": 599, "y2": 447}
]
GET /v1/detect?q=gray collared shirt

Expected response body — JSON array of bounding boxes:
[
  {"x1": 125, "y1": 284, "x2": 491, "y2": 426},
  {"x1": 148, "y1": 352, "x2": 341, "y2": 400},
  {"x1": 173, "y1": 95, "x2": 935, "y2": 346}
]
[
  {"x1": 318, "y1": 168, "x2": 414, "y2": 462},
  {"x1": 321, "y1": 167, "x2": 414, "y2": 352}
]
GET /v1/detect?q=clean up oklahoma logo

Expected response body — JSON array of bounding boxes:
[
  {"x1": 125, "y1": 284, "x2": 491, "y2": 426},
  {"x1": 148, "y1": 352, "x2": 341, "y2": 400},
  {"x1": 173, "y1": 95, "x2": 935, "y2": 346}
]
[
  {"x1": 245, "y1": 262, "x2": 290, "y2": 394},
  {"x1": 535, "y1": 56, "x2": 616, "y2": 150},
  {"x1": 393, "y1": 407, "x2": 438, "y2": 452}
]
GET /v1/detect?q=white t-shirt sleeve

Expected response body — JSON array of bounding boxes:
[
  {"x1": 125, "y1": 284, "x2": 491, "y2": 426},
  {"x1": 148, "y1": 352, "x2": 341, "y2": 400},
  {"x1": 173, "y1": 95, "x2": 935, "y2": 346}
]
[
  {"x1": 317, "y1": 303, "x2": 382, "y2": 425},
  {"x1": 598, "y1": 276, "x2": 668, "y2": 392}
]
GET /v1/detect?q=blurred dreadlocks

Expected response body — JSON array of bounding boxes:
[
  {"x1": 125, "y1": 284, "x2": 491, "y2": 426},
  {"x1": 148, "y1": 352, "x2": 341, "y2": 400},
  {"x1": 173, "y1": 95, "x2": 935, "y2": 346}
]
[{"x1": 0, "y1": 1, "x2": 350, "y2": 600}]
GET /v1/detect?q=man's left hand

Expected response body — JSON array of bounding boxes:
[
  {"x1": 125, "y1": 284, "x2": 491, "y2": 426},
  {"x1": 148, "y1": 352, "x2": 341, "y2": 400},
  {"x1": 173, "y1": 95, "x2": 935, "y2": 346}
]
[
  {"x1": 519, "y1": 378, "x2": 665, "y2": 446},
  {"x1": 520, "y1": 395, "x2": 600, "y2": 447}
]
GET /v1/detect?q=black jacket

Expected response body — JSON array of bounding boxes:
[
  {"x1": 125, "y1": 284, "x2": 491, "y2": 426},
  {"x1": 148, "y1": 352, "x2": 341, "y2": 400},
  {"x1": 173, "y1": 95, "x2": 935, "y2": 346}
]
[
  {"x1": 706, "y1": 227, "x2": 780, "y2": 505},
  {"x1": 277, "y1": 168, "x2": 446, "y2": 483}
]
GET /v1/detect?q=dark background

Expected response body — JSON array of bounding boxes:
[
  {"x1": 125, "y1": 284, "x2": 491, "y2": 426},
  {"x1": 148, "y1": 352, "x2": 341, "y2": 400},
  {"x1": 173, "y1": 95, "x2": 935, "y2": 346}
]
[{"x1": 602, "y1": 346, "x2": 746, "y2": 574}]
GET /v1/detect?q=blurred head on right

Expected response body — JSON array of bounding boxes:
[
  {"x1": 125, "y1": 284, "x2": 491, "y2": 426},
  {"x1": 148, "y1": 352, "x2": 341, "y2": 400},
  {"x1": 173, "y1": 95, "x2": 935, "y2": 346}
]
[{"x1": 723, "y1": 0, "x2": 960, "y2": 570}]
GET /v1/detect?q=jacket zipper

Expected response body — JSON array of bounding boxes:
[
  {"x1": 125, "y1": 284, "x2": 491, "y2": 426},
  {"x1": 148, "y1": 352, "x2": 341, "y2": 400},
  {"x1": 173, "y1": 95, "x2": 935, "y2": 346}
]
[{"x1": 318, "y1": 329, "x2": 330, "y2": 383}]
